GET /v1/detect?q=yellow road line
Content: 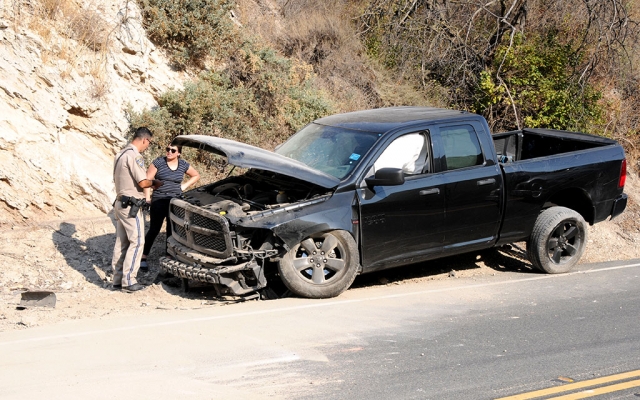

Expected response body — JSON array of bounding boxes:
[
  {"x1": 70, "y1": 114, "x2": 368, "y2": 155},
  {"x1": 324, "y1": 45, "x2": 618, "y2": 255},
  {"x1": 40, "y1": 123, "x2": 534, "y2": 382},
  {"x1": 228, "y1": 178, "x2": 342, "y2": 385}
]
[
  {"x1": 495, "y1": 369, "x2": 640, "y2": 399},
  {"x1": 547, "y1": 378, "x2": 640, "y2": 399}
]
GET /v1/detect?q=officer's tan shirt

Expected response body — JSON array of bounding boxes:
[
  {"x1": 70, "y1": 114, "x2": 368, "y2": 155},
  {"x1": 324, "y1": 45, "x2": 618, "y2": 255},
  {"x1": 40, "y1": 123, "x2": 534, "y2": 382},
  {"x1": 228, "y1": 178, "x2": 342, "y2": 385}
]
[{"x1": 114, "y1": 144, "x2": 147, "y2": 198}]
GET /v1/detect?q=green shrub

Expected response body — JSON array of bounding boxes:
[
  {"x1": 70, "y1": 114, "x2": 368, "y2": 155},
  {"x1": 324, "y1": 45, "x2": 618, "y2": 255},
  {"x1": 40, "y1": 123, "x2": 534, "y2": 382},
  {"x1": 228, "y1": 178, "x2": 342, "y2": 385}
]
[
  {"x1": 474, "y1": 32, "x2": 604, "y2": 133},
  {"x1": 137, "y1": 0, "x2": 238, "y2": 69},
  {"x1": 129, "y1": 41, "x2": 334, "y2": 163}
]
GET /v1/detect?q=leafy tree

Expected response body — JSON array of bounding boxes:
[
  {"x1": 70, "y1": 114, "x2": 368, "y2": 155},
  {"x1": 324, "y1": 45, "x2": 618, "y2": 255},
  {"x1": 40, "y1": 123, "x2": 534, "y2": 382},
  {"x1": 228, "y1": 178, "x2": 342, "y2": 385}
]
[
  {"x1": 358, "y1": 0, "x2": 638, "y2": 133},
  {"x1": 474, "y1": 32, "x2": 604, "y2": 132}
]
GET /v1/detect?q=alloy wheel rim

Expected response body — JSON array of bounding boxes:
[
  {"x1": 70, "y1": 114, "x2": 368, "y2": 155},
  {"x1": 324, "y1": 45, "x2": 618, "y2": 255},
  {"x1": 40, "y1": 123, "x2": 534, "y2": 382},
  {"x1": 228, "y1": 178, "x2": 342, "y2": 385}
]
[{"x1": 292, "y1": 234, "x2": 348, "y2": 285}]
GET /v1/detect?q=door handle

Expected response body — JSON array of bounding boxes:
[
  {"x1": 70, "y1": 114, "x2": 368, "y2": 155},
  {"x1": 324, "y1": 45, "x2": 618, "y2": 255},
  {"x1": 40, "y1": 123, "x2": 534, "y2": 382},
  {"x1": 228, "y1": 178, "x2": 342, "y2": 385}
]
[
  {"x1": 419, "y1": 188, "x2": 440, "y2": 196},
  {"x1": 477, "y1": 178, "x2": 496, "y2": 186}
]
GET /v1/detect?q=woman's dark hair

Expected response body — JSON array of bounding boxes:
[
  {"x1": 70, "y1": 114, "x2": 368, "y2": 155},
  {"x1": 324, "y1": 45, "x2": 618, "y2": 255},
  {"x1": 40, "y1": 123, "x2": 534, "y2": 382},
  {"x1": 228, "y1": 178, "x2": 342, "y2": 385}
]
[{"x1": 167, "y1": 143, "x2": 183, "y2": 157}]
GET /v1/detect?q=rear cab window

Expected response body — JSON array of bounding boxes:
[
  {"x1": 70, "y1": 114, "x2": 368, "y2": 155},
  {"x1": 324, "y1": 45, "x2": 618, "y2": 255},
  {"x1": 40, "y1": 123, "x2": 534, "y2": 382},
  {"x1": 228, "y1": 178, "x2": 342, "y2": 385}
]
[{"x1": 439, "y1": 125, "x2": 485, "y2": 171}]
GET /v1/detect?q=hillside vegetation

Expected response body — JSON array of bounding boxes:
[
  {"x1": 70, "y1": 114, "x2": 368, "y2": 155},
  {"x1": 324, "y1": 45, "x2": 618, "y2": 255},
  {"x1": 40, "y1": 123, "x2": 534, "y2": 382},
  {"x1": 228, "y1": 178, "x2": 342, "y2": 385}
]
[
  {"x1": 0, "y1": 0, "x2": 638, "y2": 223},
  {"x1": 131, "y1": 0, "x2": 640, "y2": 169}
]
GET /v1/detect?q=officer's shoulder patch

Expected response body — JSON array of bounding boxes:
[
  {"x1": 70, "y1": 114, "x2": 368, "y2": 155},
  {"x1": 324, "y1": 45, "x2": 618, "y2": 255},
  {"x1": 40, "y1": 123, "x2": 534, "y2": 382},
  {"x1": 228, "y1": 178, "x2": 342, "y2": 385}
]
[{"x1": 135, "y1": 156, "x2": 145, "y2": 169}]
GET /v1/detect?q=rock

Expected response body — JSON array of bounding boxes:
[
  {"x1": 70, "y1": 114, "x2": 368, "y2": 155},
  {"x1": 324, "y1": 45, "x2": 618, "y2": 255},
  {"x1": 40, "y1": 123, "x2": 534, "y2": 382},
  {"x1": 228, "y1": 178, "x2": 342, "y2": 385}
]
[{"x1": 0, "y1": 0, "x2": 184, "y2": 225}]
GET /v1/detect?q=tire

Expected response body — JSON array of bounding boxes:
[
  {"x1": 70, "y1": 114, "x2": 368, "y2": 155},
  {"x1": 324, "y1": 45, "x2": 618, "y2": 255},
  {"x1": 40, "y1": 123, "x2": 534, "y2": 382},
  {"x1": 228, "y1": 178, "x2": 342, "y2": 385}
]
[
  {"x1": 278, "y1": 230, "x2": 360, "y2": 299},
  {"x1": 527, "y1": 206, "x2": 588, "y2": 274}
]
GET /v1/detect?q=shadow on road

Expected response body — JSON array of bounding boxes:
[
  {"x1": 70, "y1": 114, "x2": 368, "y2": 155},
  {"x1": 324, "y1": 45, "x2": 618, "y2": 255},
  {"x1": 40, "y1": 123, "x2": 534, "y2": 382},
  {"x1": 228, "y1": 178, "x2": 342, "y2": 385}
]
[
  {"x1": 51, "y1": 219, "x2": 218, "y2": 298},
  {"x1": 350, "y1": 243, "x2": 539, "y2": 290}
]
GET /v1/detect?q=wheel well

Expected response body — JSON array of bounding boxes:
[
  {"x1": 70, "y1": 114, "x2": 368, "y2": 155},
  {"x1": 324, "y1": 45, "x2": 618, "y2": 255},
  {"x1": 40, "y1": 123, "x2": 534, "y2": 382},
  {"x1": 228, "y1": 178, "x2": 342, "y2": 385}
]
[{"x1": 544, "y1": 188, "x2": 594, "y2": 224}]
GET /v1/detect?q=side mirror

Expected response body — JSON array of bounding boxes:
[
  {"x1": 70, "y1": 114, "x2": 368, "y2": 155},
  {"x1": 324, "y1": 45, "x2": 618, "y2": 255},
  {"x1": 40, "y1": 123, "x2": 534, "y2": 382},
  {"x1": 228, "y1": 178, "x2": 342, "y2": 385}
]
[{"x1": 365, "y1": 168, "x2": 405, "y2": 187}]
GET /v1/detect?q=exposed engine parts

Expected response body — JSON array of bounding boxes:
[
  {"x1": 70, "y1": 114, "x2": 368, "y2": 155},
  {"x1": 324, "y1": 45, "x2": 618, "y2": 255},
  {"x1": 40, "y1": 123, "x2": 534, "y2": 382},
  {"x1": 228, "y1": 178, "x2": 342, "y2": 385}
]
[
  {"x1": 161, "y1": 170, "x2": 331, "y2": 297},
  {"x1": 179, "y1": 170, "x2": 327, "y2": 218}
]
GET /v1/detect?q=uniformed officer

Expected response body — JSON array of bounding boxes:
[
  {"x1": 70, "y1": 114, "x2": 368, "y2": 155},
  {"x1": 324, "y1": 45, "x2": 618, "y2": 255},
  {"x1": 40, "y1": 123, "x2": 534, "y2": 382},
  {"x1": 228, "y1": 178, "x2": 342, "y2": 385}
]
[{"x1": 111, "y1": 127, "x2": 163, "y2": 292}]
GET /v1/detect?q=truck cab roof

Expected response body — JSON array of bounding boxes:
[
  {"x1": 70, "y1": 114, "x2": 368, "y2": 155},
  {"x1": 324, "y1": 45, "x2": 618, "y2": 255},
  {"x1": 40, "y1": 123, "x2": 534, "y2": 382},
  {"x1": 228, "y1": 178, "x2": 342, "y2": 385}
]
[{"x1": 314, "y1": 106, "x2": 473, "y2": 134}]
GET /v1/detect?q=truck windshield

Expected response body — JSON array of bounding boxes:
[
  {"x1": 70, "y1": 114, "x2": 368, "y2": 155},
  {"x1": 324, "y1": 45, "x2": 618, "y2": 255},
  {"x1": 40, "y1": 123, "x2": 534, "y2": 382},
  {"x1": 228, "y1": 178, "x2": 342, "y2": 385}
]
[{"x1": 276, "y1": 123, "x2": 380, "y2": 179}]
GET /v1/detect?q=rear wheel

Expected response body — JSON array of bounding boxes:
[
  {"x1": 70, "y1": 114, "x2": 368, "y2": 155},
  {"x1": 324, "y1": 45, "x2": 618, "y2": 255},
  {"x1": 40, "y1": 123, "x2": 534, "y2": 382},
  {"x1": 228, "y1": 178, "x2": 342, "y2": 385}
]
[
  {"x1": 527, "y1": 206, "x2": 587, "y2": 273},
  {"x1": 278, "y1": 230, "x2": 359, "y2": 299}
]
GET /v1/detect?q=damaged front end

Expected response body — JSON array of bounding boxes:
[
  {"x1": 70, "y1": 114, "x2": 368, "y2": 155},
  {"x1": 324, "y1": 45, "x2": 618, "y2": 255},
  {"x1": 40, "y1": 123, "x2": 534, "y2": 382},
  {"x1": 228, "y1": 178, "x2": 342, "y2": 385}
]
[
  {"x1": 159, "y1": 170, "x2": 332, "y2": 296},
  {"x1": 160, "y1": 198, "x2": 277, "y2": 296},
  {"x1": 157, "y1": 134, "x2": 342, "y2": 297}
]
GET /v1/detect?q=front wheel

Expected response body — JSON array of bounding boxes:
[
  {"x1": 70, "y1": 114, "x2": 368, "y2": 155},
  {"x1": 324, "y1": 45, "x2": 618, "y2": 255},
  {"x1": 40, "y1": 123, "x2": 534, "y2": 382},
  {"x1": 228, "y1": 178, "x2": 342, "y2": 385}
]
[
  {"x1": 527, "y1": 206, "x2": 588, "y2": 273},
  {"x1": 278, "y1": 230, "x2": 360, "y2": 299}
]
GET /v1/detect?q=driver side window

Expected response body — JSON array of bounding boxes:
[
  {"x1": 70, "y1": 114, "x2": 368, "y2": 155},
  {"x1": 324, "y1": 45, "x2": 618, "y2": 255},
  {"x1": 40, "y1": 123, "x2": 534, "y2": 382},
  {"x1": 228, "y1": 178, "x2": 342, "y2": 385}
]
[{"x1": 373, "y1": 132, "x2": 429, "y2": 176}]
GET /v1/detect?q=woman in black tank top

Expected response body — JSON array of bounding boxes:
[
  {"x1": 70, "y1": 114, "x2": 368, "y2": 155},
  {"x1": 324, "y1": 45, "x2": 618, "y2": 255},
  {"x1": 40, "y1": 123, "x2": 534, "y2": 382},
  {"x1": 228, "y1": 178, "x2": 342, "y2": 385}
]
[{"x1": 140, "y1": 144, "x2": 200, "y2": 270}]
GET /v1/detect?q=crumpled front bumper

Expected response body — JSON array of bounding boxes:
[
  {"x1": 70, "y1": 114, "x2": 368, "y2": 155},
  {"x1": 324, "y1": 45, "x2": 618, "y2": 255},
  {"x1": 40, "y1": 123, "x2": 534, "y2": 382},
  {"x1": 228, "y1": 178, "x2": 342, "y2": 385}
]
[
  {"x1": 160, "y1": 237, "x2": 268, "y2": 296},
  {"x1": 159, "y1": 257, "x2": 266, "y2": 296}
]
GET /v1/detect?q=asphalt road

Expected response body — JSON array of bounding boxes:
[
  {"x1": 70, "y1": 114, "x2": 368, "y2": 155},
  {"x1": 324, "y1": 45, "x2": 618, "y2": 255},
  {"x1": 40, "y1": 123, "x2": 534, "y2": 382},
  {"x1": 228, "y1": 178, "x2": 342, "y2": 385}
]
[{"x1": 1, "y1": 259, "x2": 639, "y2": 399}]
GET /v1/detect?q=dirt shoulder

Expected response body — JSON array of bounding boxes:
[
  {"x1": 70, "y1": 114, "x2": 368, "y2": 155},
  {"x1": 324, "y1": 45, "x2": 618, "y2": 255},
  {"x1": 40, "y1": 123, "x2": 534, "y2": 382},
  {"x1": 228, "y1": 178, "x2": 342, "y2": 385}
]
[{"x1": 1, "y1": 172, "x2": 639, "y2": 332}]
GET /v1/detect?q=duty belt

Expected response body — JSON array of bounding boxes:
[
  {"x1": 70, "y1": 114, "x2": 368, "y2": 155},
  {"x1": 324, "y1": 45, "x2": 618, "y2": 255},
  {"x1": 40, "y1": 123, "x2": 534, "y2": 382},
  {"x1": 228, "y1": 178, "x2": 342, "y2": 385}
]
[
  {"x1": 116, "y1": 195, "x2": 149, "y2": 217},
  {"x1": 116, "y1": 195, "x2": 142, "y2": 203}
]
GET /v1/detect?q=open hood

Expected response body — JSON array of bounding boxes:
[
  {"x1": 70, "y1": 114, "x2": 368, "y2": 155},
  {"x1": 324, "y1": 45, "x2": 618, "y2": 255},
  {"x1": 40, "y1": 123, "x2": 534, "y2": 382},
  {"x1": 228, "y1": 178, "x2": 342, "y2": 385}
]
[{"x1": 172, "y1": 135, "x2": 340, "y2": 189}]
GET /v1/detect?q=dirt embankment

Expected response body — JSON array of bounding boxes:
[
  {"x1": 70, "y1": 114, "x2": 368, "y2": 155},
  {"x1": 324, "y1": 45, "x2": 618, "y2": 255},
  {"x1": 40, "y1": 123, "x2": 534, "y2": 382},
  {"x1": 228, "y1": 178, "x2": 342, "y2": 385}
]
[{"x1": 1, "y1": 170, "x2": 639, "y2": 332}]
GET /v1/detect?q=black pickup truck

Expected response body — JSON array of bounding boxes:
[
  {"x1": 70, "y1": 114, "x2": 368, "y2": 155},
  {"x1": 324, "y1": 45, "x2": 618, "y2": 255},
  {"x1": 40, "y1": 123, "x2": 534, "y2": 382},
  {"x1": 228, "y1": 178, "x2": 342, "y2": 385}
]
[{"x1": 159, "y1": 107, "x2": 627, "y2": 298}]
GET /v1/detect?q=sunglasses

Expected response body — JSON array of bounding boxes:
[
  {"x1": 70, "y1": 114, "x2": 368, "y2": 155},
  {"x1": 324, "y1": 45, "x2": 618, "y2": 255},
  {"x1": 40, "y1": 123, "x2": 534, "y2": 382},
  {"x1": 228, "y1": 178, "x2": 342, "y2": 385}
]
[{"x1": 166, "y1": 147, "x2": 178, "y2": 154}]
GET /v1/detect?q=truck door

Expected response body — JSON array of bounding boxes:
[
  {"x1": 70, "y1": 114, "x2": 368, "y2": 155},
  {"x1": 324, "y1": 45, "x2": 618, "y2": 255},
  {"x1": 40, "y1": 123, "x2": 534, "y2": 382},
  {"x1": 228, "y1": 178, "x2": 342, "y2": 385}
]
[
  {"x1": 432, "y1": 124, "x2": 503, "y2": 254},
  {"x1": 358, "y1": 131, "x2": 446, "y2": 271}
]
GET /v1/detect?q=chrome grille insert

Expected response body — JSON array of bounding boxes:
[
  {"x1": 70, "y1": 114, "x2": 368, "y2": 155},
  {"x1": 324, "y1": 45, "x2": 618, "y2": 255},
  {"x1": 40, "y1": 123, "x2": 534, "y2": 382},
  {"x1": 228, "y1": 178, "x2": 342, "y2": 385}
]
[
  {"x1": 173, "y1": 225, "x2": 187, "y2": 240},
  {"x1": 168, "y1": 199, "x2": 233, "y2": 258},
  {"x1": 194, "y1": 233, "x2": 227, "y2": 252}
]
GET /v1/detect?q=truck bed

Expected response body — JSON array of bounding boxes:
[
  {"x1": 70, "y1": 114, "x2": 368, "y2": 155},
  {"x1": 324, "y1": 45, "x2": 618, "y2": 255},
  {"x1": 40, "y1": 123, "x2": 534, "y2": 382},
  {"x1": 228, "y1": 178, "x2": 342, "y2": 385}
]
[
  {"x1": 492, "y1": 128, "x2": 617, "y2": 162},
  {"x1": 492, "y1": 128, "x2": 626, "y2": 246}
]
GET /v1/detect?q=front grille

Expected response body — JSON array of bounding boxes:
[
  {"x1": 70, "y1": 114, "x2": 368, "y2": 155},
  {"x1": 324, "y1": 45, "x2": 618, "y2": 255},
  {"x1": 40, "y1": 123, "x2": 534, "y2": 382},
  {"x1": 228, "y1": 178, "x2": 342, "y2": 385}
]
[
  {"x1": 169, "y1": 199, "x2": 233, "y2": 258},
  {"x1": 192, "y1": 213, "x2": 223, "y2": 231},
  {"x1": 194, "y1": 233, "x2": 227, "y2": 252},
  {"x1": 171, "y1": 204, "x2": 185, "y2": 220},
  {"x1": 173, "y1": 225, "x2": 187, "y2": 240}
]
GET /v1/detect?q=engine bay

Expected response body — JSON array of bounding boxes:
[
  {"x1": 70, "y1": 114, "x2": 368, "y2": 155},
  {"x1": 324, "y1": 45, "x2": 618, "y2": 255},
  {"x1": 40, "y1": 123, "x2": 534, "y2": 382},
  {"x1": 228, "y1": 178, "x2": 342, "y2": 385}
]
[{"x1": 180, "y1": 169, "x2": 331, "y2": 219}]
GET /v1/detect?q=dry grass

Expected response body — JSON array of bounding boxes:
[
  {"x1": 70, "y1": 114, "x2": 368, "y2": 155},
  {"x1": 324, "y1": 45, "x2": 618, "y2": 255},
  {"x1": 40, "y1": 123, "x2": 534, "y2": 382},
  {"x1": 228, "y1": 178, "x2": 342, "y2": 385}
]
[
  {"x1": 6, "y1": 0, "x2": 114, "y2": 82},
  {"x1": 594, "y1": 0, "x2": 640, "y2": 168},
  {"x1": 89, "y1": 75, "x2": 110, "y2": 99},
  {"x1": 233, "y1": 0, "x2": 429, "y2": 113},
  {"x1": 280, "y1": 4, "x2": 374, "y2": 106},
  {"x1": 38, "y1": 0, "x2": 111, "y2": 51}
]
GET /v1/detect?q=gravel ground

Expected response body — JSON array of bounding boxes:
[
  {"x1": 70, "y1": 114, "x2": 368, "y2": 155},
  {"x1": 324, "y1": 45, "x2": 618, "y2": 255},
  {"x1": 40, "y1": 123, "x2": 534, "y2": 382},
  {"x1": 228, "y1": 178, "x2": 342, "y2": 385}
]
[{"x1": 1, "y1": 172, "x2": 638, "y2": 332}]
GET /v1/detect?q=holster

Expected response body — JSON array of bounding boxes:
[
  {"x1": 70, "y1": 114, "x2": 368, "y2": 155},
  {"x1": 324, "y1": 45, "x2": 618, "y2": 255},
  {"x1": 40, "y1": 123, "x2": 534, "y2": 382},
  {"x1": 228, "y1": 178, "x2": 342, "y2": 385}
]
[
  {"x1": 128, "y1": 202, "x2": 140, "y2": 218},
  {"x1": 128, "y1": 198, "x2": 149, "y2": 218},
  {"x1": 116, "y1": 196, "x2": 147, "y2": 218}
]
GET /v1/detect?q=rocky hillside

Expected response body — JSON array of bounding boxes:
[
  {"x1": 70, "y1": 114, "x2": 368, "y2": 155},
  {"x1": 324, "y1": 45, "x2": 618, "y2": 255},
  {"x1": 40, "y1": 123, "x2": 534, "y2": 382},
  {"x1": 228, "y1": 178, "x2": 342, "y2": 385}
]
[
  {"x1": 0, "y1": 0, "x2": 184, "y2": 225},
  {"x1": 1, "y1": 0, "x2": 638, "y2": 233}
]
